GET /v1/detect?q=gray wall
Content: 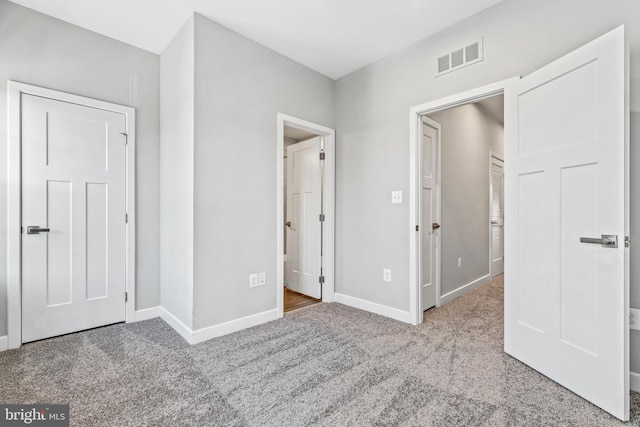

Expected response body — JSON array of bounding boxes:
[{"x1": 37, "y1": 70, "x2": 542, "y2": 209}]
[
  {"x1": 0, "y1": 0, "x2": 161, "y2": 336},
  {"x1": 334, "y1": 0, "x2": 640, "y2": 310},
  {"x1": 428, "y1": 102, "x2": 504, "y2": 297},
  {"x1": 191, "y1": 14, "x2": 334, "y2": 330},
  {"x1": 160, "y1": 16, "x2": 195, "y2": 328}
]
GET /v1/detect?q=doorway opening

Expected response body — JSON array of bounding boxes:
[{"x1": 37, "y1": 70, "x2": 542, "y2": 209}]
[
  {"x1": 419, "y1": 94, "x2": 505, "y2": 314},
  {"x1": 276, "y1": 114, "x2": 335, "y2": 317},
  {"x1": 409, "y1": 79, "x2": 515, "y2": 326},
  {"x1": 283, "y1": 126, "x2": 322, "y2": 312},
  {"x1": 7, "y1": 81, "x2": 136, "y2": 350}
]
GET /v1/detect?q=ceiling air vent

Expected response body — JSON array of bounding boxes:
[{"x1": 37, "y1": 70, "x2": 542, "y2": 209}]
[{"x1": 436, "y1": 38, "x2": 483, "y2": 77}]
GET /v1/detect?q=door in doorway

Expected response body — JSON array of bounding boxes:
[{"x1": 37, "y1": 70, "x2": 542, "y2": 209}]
[
  {"x1": 21, "y1": 94, "x2": 127, "y2": 343},
  {"x1": 505, "y1": 27, "x2": 628, "y2": 420},
  {"x1": 490, "y1": 156, "x2": 504, "y2": 277},
  {"x1": 286, "y1": 137, "x2": 322, "y2": 299},
  {"x1": 421, "y1": 118, "x2": 439, "y2": 311}
]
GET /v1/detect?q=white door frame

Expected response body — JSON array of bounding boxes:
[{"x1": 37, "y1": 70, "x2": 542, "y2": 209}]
[
  {"x1": 276, "y1": 113, "x2": 335, "y2": 317},
  {"x1": 419, "y1": 117, "x2": 442, "y2": 312},
  {"x1": 7, "y1": 81, "x2": 136, "y2": 349},
  {"x1": 489, "y1": 152, "x2": 504, "y2": 279},
  {"x1": 409, "y1": 77, "x2": 519, "y2": 325}
]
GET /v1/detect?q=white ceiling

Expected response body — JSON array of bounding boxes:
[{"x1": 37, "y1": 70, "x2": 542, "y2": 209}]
[{"x1": 9, "y1": 0, "x2": 503, "y2": 79}]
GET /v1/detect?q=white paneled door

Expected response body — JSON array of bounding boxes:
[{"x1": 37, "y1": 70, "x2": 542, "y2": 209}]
[
  {"x1": 505, "y1": 27, "x2": 629, "y2": 420},
  {"x1": 421, "y1": 118, "x2": 439, "y2": 311},
  {"x1": 490, "y1": 156, "x2": 504, "y2": 277},
  {"x1": 21, "y1": 94, "x2": 127, "y2": 343},
  {"x1": 286, "y1": 137, "x2": 322, "y2": 299}
]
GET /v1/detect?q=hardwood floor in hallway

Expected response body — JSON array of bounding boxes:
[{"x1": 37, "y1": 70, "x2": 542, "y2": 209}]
[{"x1": 284, "y1": 287, "x2": 321, "y2": 313}]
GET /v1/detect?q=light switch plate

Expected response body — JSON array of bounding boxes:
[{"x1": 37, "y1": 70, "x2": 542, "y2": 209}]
[
  {"x1": 391, "y1": 191, "x2": 402, "y2": 204},
  {"x1": 258, "y1": 272, "x2": 266, "y2": 287}
]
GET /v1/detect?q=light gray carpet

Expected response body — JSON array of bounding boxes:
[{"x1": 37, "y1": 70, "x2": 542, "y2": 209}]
[{"x1": 2, "y1": 276, "x2": 639, "y2": 426}]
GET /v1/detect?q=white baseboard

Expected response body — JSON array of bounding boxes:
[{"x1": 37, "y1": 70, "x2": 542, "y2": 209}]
[
  {"x1": 159, "y1": 308, "x2": 193, "y2": 343},
  {"x1": 335, "y1": 293, "x2": 412, "y2": 323},
  {"x1": 190, "y1": 309, "x2": 279, "y2": 345},
  {"x1": 160, "y1": 307, "x2": 279, "y2": 345},
  {"x1": 439, "y1": 274, "x2": 491, "y2": 305},
  {"x1": 134, "y1": 306, "x2": 161, "y2": 322},
  {"x1": 0, "y1": 335, "x2": 7, "y2": 352},
  {"x1": 631, "y1": 372, "x2": 640, "y2": 393}
]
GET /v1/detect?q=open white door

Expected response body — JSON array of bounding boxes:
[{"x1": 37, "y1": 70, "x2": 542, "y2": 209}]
[
  {"x1": 286, "y1": 137, "x2": 322, "y2": 299},
  {"x1": 421, "y1": 118, "x2": 439, "y2": 311},
  {"x1": 505, "y1": 26, "x2": 629, "y2": 420}
]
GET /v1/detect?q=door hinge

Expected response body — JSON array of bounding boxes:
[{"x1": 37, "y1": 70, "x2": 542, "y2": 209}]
[
  {"x1": 319, "y1": 275, "x2": 325, "y2": 284},
  {"x1": 120, "y1": 132, "x2": 128, "y2": 145},
  {"x1": 125, "y1": 213, "x2": 128, "y2": 223},
  {"x1": 626, "y1": 236, "x2": 631, "y2": 248},
  {"x1": 319, "y1": 152, "x2": 325, "y2": 160},
  {"x1": 319, "y1": 214, "x2": 325, "y2": 222},
  {"x1": 416, "y1": 225, "x2": 419, "y2": 232},
  {"x1": 125, "y1": 292, "x2": 128, "y2": 302}
]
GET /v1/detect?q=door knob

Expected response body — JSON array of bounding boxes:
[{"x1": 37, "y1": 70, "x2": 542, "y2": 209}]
[
  {"x1": 285, "y1": 221, "x2": 292, "y2": 228},
  {"x1": 432, "y1": 223, "x2": 441, "y2": 230},
  {"x1": 27, "y1": 226, "x2": 50, "y2": 235}
]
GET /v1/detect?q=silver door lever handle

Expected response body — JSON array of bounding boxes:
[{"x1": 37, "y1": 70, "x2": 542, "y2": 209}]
[
  {"x1": 579, "y1": 234, "x2": 617, "y2": 248},
  {"x1": 27, "y1": 226, "x2": 50, "y2": 235}
]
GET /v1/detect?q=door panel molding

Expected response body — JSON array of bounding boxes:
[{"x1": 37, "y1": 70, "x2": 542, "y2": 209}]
[{"x1": 7, "y1": 81, "x2": 136, "y2": 349}]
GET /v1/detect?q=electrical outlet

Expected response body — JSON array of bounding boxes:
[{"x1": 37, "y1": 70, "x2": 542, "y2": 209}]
[
  {"x1": 457, "y1": 258, "x2": 462, "y2": 268},
  {"x1": 258, "y1": 272, "x2": 266, "y2": 287},
  {"x1": 383, "y1": 269, "x2": 392, "y2": 282},
  {"x1": 249, "y1": 273, "x2": 258, "y2": 288},
  {"x1": 631, "y1": 308, "x2": 640, "y2": 331},
  {"x1": 391, "y1": 191, "x2": 402, "y2": 204}
]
